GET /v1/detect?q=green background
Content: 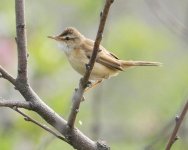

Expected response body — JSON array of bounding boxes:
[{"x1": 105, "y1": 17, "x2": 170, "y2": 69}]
[{"x1": 0, "y1": 0, "x2": 188, "y2": 149}]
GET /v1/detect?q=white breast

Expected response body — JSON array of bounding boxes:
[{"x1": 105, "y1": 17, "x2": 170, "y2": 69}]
[{"x1": 58, "y1": 42, "x2": 72, "y2": 55}]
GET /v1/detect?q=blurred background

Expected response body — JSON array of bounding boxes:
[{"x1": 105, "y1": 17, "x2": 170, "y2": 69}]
[{"x1": 0, "y1": 0, "x2": 188, "y2": 149}]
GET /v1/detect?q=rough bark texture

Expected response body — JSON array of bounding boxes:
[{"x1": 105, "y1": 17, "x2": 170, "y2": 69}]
[{"x1": 0, "y1": 0, "x2": 114, "y2": 150}]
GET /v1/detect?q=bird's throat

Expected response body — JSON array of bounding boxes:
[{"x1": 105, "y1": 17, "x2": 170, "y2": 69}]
[{"x1": 58, "y1": 42, "x2": 72, "y2": 54}]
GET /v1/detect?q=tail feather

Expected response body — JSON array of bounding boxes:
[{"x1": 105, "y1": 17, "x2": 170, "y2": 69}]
[{"x1": 121, "y1": 60, "x2": 162, "y2": 68}]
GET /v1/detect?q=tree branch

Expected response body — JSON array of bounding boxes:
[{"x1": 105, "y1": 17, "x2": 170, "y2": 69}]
[
  {"x1": 0, "y1": 65, "x2": 16, "y2": 85},
  {"x1": 165, "y1": 100, "x2": 188, "y2": 150},
  {"x1": 12, "y1": 107, "x2": 68, "y2": 143},
  {"x1": 0, "y1": 0, "x2": 113, "y2": 149},
  {"x1": 15, "y1": 0, "x2": 28, "y2": 83},
  {"x1": 67, "y1": 0, "x2": 114, "y2": 129},
  {"x1": 13, "y1": 0, "x2": 106, "y2": 149},
  {"x1": 0, "y1": 99, "x2": 31, "y2": 110},
  {"x1": 0, "y1": 99, "x2": 68, "y2": 142}
]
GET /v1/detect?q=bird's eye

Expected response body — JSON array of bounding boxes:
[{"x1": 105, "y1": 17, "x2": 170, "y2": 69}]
[{"x1": 65, "y1": 37, "x2": 70, "y2": 40}]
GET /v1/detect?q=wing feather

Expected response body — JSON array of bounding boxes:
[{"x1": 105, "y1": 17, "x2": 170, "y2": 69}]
[{"x1": 81, "y1": 39, "x2": 123, "y2": 71}]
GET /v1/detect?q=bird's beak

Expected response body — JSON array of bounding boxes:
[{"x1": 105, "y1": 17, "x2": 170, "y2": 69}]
[{"x1": 47, "y1": 35, "x2": 61, "y2": 41}]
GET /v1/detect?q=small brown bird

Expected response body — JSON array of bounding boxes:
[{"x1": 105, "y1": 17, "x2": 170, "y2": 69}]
[{"x1": 48, "y1": 27, "x2": 161, "y2": 89}]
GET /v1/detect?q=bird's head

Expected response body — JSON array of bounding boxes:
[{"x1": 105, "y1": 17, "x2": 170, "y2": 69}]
[{"x1": 48, "y1": 27, "x2": 85, "y2": 50}]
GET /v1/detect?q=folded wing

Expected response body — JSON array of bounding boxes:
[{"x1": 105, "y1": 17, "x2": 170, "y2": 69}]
[{"x1": 81, "y1": 39, "x2": 123, "y2": 71}]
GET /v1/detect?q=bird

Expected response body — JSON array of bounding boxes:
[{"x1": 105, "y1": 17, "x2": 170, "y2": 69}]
[{"x1": 48, "y1": 27, "x2": 161, "y2": 90}]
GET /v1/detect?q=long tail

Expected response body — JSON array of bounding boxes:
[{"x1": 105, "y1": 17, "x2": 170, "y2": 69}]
[{"x1": 121, "y1": 60, "x2": 162, "y2": 68}]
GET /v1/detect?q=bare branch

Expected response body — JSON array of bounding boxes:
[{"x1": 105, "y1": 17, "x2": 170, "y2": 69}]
[
  {"x1": 0, "y1": 99, "x2": 68, "y2": 143},
  {"x1": 15, "y1": 0, "x2": 28, "y2": 83},
  {"x1": 165, "y1": 100, "x2": 188, "y2": 150},
  {"x1": 13, "y1": 0, "x2": 103, "y2": 149},
  {"x1": 82, "y1": 0, "x2": 114, "y2": 84},
  {"x1": 0, "y1": 66, "x2": 16, "y2": 85},
  {"x1": 13, "y1": 107, "x2": 68, "y2": 143},
  {"x1": 0, "y1": 99, "x2": 69, "y2": 144},
  {"x1": 0, "y1": 0, "x2": 113, "y2": 149},
  {"x1": 0, "y1": 99, "x2": 31, "y2": 109},
  {"x1": 67, "y1": 0, "x2": 114, "y2": 129}
]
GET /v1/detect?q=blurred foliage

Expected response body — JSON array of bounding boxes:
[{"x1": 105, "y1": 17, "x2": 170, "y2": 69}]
[
  {"x1": 106, "y1": 17, "x2": 173, "y2": 58},
  {"x1": 1, "y1": 0, "x2": 188, "y2": 150}
]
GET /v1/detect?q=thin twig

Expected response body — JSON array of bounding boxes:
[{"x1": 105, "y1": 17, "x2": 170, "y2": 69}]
[
  {"x1": 0, "y1": 66, "x2": 16, "y2": 85},
  {"x1": 0, "y1": 99, "x2": 31, "y2": 110},
  {"x1": 0, "y1": 0, "x2": 112, "y2": 149},
  {"x1": 15, "y1": 0, "x2": 28, "y2": 83},
  {"x1": 165, "y1": 100, "x2": 188, "y2": 150},
  {"x1": 12, "y1": 107, "x2": 68, "y2": 143},
  {"x1": 13, "y1": 0, "x2": 100, "y2": 149},
  {"x1": 67, "y1": 0, "x2": 114, "y2": 129},
  {"x1": 82, "y1": 0, "x2": 114, "y2": 85}
]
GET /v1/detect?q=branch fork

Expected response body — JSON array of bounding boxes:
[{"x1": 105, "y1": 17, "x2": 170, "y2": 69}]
[
  {"x1": 0, "y1": 0, "x2": 114, "y2": 150},
  {"x1": 2, "y1": 1, "x2": 185, "y2": 150}
]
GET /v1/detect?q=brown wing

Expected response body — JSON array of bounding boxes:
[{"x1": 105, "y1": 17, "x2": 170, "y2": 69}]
[{"x1": 81, "y1": 39, "x2": 123, "y2": 71}]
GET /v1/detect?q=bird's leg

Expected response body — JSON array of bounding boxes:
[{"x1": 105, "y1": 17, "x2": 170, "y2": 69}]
[
  {"x1": 86, "y1": 81, "x2": 92, "y2": 87},
  {"x1": 84, "y1": 80, "x2": 102, "y2": 92}
]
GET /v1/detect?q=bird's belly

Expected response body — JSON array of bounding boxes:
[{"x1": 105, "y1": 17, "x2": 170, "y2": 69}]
[
  {"x1": 68, "y1": 57, "x2": 87, "y2": 76},
  {"x1": 68, "y1": 56, "x2": 119, "y2": 80}
]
